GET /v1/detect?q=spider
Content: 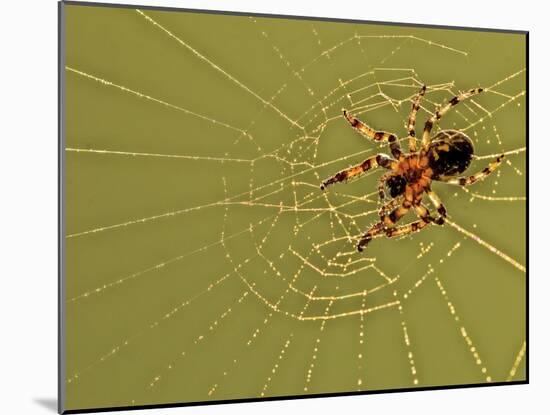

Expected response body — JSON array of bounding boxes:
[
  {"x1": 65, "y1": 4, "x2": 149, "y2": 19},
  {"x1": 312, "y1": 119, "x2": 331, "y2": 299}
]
[{"x1": 320, "y1": 85, "x2": 505, "y2": 252}]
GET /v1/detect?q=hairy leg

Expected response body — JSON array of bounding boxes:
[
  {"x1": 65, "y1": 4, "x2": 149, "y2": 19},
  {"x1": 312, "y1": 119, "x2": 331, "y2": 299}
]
[
  {"x1": 426, "y1": 187, "x2": 447, "y2": 225},
  {"x1": 378, "y1": 196, "x2": 403, "y2": 218},
  {"x1": 406, "y1": 85, "x2": 426, "y2": 152},
  {"x1": 320, "y1": 154, "x2": 395, "y2": 190},
  {"x1": 422, "y1": 87, "x2": 484, "y2": 149},
  {"x1": 377, "y1": 172, "x2": 393, "y2": 200},
  {"x1": 343, "y1": 110, "x2": 402, "y2": 159},
  {"x1": 357, "y1": 197, "x2": 412, "y2": 251},
  {"x1": 385, "y1": 217, "x2": 431, "y2": 239},
  {"x1": 437, "y1": 154, "x2": 504, "y2": 186},
  {"x1": 385, "y1": 202, "x2": 435, "y2": 238}
]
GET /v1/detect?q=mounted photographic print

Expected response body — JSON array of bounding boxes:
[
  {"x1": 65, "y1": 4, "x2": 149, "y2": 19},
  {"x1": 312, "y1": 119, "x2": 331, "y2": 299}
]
[{"x1": 59, "y1": 1, "x2": 528, "y2": 413}]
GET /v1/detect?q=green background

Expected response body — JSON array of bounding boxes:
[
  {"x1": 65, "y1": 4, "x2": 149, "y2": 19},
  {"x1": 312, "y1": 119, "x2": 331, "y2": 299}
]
[{"x1": 63, "y1": 2, "x2": 527, "y2": 411}]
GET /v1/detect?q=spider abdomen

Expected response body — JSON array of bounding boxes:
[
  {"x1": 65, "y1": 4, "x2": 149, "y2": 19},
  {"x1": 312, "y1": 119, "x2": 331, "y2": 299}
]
[{"x1": 427, "y1": 130, "x2": 474, "y2": 178}]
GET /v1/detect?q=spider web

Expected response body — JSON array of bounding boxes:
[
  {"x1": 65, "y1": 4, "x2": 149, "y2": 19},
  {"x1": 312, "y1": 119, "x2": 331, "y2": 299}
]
[{"x1": 63, "y1": 4, "x2": 526, "y2": 410}]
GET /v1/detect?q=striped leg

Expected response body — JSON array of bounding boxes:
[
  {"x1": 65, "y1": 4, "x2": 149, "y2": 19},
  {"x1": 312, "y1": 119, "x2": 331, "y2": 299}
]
[
  {"x1": 357, "y1": 198, "x2": 412, "y2": 251},
  {"x1": 385, "y1": 217, "x2": 431, "y2": 239},
  {"x1": 421, "y1": 87, "x2": 484, "y2": 148},
  {"x1": 357, "y1": 222, "x2": 385, "y2": 252},
  {"x1": 320, "y1": 154, "x2": 395, "y2": 190},
  {"x1": 378, "y1": 196, "x2": 403, "y2": 219},
  {"x1": 407, "y1": 85, "x2": 426, "y2": 152},
  {"x1": 385, "y1": 202, "x2": 434, "y2": 239},
  {"x1": 414, "y1": 203, "x2": 434, "y2": 221},
  {"x1": 438, "y1": 154, "x2": 505, "y2": 186},
  {"x1": 381, "y1": 199, "x2": 412, "y2": 228},
  {"x1": 377, "y1": 172, "x2": 393, "y2": 200},
  {"x1": 426, "y1": 187, "x2": 447, "y2": 225},
  {"x1": 343, "y1": 110, "x2": 402, "y2": 159}
]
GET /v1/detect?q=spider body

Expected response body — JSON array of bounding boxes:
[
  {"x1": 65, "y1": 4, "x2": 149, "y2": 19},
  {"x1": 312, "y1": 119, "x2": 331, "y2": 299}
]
[
  {"x1": 391, "y1": 154, "x2": 432, "y2": 196},
  {"x1": 320, "y1": 85, "x2": 504, "y2": 251}
]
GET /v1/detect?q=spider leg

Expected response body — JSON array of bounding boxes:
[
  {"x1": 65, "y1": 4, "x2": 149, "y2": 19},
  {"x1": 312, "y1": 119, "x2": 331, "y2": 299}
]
[
  {"x1": 320, "y1": 154, "x2": 396, "y2": 190},
  {"x1": 356, "y1": 222, "x2": 385, "y2": 251},
  {"x1": 437, "y1": 154, "x2": 505, "y2": 186},
  {"x1": 378, "y1": 196, "x2": 403, "y2": 219},
  {"x1": 357, "y1": 197, "x2": 412, "y2": 251},
  {"x1": 385, "y1": 217, "x2": 431, "y2": 239},
  {"x1": 343, "y1": 110, "x2": 402, "y2": 159},
  {"x1": 413, "y1": 203, "x2": 436, "y2": 223},
  {"x1": 406, "y1": 85, "x2": 426, "y2": 153},
  {"x1": 426, "y1": 187, "x2": 447, "y2": 225},
  {"x1": 421, "y1": 87, "x2": 484, "y2": 149},
  {"x1": 381, "y1": 199, "x2": 412, "y2": 228},
  {"x1": 377, "y1": 172, "x2": 394, "y2": 200},
  {"x1": 385, "y1": 203, "x2": 434, "y2": 239}
]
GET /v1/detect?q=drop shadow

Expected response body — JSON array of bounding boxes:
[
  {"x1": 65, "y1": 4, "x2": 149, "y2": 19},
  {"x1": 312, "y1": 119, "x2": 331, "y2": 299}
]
[{"x1": 34, "y1": 397, "x2": 57, "y2": 413}]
